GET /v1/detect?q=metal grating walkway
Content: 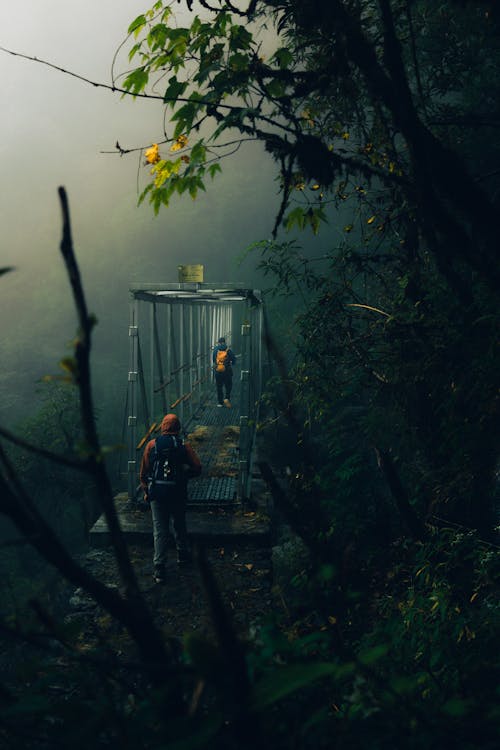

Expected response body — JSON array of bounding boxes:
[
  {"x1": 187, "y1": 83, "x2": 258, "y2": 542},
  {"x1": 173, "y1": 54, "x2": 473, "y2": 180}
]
[{"x1": 183, "y1": 375, "x2": 241, "y2": 508}]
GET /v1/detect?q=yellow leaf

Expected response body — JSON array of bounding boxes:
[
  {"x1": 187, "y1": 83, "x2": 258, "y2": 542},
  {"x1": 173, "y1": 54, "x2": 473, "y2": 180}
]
[
  {"x1": 367, "y1": 215, "x2": 376, "y2": 224},
  {"x1": 342, "y1": 132, "x2": 350, "y2": 140},
  {"x1": 301, "y1": 109, "x2": 315, "y2": 127},
  {"x1": 145, "y1": 143, "x2": 160, "y2": 164},
  {"x1": 470, "y1": 592, "x2": 478, "y2": 603},
  {"x1": 465, "y1": 625, "x2": 476, "y2": 640},
  {"x1": 310, "y1": 183, "x2": 320, "y2": 191},
  {"x1": 244, "y1": 563, "x2": 254, "y2": 571},
  {"x1": 343, "y1": 224, "x2": 353, "y2": 233},
  {"x1": 170, "y1": 134, "x2": 188, "y2": 152},
  {"x1": 328, "y1": 615, "x2": 337, "y2": 625},
  {"x1": 60, "y1": 357, "x2": 77, "y2": 374}
]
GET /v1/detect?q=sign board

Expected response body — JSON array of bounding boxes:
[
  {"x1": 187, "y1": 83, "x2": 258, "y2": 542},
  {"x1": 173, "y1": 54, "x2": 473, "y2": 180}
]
[{"x1": 178, "y1": 264, "x2": 204, "y2": 283}]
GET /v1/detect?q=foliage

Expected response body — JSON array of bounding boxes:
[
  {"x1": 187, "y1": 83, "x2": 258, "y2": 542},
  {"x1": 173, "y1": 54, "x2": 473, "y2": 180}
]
[
  {"x1": 13, "y1": 382, "x2": 96, "y2": 538},
  {"x1": 0, "y1": 2, "x2": 499, "y2": 750},
  {"x1": 117, "y1": 0, "x2": 499, "y2": 529},
  {"x1": 347, "y1": 528, "x2": 500, "y2": 750},
  {"x1": 0, "y1": 527, "x2": 497, "y2": 750},
  {"x1": 0, "y1": 382, "x2": 96, "y2": 618},
  {"x1": 115, "y1": 3, "x2": 499, "y2": 743},
  {"x1": 119, "y1": 2, "x2": 498, "y2": 280}
]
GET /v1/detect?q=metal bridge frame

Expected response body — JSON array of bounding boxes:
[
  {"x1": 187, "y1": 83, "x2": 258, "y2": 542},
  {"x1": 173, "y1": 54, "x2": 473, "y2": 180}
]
[{"x1": 126, "y1": 282, "x2": 263, "y2": 503}]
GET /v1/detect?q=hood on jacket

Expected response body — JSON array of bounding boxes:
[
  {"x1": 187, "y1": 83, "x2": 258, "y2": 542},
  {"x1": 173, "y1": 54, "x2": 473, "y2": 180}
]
[{"x1": 160, "y1": 413, "x2": 181, "y2": 434}]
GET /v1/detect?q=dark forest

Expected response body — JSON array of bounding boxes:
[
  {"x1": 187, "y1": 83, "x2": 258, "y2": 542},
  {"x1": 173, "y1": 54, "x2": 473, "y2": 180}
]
[{"x1": 0, "y1": 1, "x2": 499, "y2": 748}]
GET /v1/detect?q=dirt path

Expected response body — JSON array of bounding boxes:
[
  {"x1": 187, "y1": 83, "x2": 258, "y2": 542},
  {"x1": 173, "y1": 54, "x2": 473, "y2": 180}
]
[
  {"x1": 69, "y1": 490, "x2": 279, "y2": 650},
  {"x1": 68, "y1": 538, "x2": 276, "y2": 645}
]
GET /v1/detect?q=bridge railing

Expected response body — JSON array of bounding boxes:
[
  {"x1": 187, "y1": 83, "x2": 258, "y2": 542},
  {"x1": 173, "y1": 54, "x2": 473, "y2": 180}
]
[{"x1": 124, "y1": 283, "x2": 262, "y2": 503}]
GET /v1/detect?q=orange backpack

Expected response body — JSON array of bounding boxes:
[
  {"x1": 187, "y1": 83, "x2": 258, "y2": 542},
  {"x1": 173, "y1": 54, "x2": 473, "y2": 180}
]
[{"x1": 215, "y1": 348, "x2": 229, "y2": 372}]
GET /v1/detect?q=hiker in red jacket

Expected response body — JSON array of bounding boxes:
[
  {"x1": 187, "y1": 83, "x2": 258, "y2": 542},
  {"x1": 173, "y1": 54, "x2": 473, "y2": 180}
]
[{"x1": 140, "y1": 413, "x2": 201, "y2": 583}]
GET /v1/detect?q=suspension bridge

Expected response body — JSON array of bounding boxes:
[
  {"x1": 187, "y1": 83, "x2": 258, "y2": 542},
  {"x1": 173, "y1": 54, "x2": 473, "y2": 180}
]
[{"x1": 91, "y1": 278, "x2": 270, "y2": 546}]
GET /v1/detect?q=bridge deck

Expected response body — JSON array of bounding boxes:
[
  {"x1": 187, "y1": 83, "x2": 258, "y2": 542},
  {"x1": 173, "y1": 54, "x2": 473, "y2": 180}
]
[
  {"x1": 90, "y1": 373, "x2": 271, "y2": 546},
  {"x1": 184, "y1": 377, "x2": 241, "y2": 508}
]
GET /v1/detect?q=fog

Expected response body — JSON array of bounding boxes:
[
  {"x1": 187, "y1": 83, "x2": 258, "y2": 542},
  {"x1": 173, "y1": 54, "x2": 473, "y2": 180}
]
[{"x1": 0, "y1": 0, "x2": 291, "y2": 430}]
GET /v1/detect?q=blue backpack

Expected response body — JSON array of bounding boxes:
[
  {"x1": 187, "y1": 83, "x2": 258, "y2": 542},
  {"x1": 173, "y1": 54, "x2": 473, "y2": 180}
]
[{"x1": 148, "y1": 435, "x2": 183, "y2": 499}]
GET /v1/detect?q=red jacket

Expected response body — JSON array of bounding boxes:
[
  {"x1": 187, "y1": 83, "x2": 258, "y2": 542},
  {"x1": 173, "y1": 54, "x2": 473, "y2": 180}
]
[{"x1": 139, "y1": 413, "x2": 202, "y2": 496}]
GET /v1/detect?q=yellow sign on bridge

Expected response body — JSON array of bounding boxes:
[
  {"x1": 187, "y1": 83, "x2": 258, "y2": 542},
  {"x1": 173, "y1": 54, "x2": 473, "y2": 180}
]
[{"x1": 178, "y1": 264, "x2": 204, "y2": 283}]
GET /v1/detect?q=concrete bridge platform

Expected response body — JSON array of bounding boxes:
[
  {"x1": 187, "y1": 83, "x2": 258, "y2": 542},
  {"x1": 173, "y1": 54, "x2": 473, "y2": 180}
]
[{"x1": 89, "y1": 492, "x2": 272, "y2": 548}]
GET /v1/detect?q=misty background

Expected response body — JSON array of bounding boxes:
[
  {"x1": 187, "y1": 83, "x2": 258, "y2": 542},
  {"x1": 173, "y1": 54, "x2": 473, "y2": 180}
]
[{"x1": 0, "y1": 0, "x2": 296, "y2": 444}]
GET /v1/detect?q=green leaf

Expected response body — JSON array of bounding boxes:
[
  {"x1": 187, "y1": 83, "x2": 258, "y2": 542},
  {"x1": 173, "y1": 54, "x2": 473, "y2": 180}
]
[
  {"x1": 128, "y1": 42, "x2": 142, "y2": 62},
  {"x1": 208, "y1": 163, "x2": 222, "y2": 179},
  {"x1": 285, "y1": 207, "x2": 306, "y2": 232},
  {"x1": 317, "y1": 564, "x2": 336, "y2": 582},
  {"x1": 266, "y1": 79, "x2": 286, "y2": 98},
  {"x1": 172, "y1": 102, "x2": 197, "y2": 137},
  {"x1": 190, "y1": 140, "x2": 206, "y2": 164},
  {"x1": 163, "y1": 76, "x2": 188, "y2": 106},
  {"x1": 123, "y1": 68, "x2": 149, "y2": 94},
  {"x1": 272, "y1": 47, "x2": 293, "y2": 69},
  {"x1": 229, "y1": 52, "x2": 250, "y2": 72},
  {"x1": 229, "y1": 24, "x2": 253, "y2": 51},
  {"x1": 442, "y1": 698, "x2": 473, "y2": 717},
  {"x1": 147, "y1": 23, "x2": 169, "y2": 50},
  {"x1": 250, "y1": 662, "x2": 341, "y2": 711},
  {"x1": 128, "y1": 14, "x2": 146, "y2": 36},
  {"x1": 138, "y1": 183, "x2": 153, "y2": 206},
  {"x1": 358, "y1": 644, "x2": 389, "y2": 665}
]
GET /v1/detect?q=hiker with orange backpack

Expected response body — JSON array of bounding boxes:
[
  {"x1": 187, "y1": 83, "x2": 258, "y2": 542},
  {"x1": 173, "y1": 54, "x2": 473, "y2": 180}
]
[
  {"x1": 212, "y1": 337, "x2": 236, "y2": 407},
  {"x1": 140, "y1": 413, "x2": 202, "y2": 583}
]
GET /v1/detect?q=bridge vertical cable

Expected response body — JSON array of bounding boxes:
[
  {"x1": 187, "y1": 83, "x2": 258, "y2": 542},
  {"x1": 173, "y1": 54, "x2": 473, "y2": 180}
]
[{"x1": 124, "y1": 284, "x2": 263, "y2": 506}]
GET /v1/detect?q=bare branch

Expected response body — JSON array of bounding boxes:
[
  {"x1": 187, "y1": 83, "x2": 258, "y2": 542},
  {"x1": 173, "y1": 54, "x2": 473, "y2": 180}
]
[{"x1": 0, "y1": 424, "x2": 86, "y2": 472}]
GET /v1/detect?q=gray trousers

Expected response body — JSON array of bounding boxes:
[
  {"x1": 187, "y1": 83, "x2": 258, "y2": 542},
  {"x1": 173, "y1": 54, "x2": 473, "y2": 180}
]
[{"x1": 150, "y1": 494, "x2": 189, "y2": 567}]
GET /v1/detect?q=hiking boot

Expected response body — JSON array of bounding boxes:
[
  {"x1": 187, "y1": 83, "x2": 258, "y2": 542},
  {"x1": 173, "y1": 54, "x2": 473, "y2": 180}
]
[
  {"x1": 153, "y1": 566, "x2": 166, "y2": 584},
  {"x1": 217, "y1": 403, "x2": 223, "y2": 407},
  {"x1": 223, "y1": 398, "x2": 231, "y2": 408}
]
